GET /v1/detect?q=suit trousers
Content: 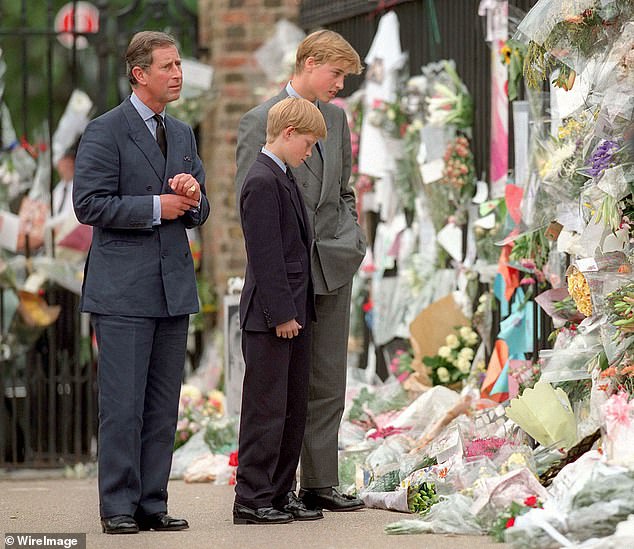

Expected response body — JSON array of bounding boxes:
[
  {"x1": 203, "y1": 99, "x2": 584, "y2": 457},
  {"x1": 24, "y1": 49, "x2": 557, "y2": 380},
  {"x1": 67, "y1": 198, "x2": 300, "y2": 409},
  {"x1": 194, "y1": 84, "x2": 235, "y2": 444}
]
[
  {"x1": 92, "y1": 313, "x2": 188, "y2": 518},
  {"x1": 300, "y1": 281, "x2": 353, "y2": 489},
  {"x1": 235, "y1": 323, "x2": 311, "y2": 509}
]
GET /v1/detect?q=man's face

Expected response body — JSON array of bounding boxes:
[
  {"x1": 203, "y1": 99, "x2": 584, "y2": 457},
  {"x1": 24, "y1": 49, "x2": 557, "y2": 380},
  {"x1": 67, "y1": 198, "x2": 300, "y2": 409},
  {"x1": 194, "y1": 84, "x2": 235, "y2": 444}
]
[
  {"x1": 140, "y1": 45, "x2": 182, "y2": 107},
  {"x1": 305, "y1": 60, "x2": 348, "y2": 103},
  {"x1": 285, "y1": 129, "x2": 318, "y2": 167}
]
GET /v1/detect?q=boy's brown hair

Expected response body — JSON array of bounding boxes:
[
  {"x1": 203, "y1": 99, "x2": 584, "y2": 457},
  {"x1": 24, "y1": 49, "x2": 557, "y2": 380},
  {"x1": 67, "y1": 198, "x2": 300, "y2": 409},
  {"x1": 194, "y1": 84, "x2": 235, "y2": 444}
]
[
  {"x1": 266, "y1": 97, "x2": 327, "y2": 144},
  {"x1": 295, "y1": 30, "x2": 362, "y2": 75}
]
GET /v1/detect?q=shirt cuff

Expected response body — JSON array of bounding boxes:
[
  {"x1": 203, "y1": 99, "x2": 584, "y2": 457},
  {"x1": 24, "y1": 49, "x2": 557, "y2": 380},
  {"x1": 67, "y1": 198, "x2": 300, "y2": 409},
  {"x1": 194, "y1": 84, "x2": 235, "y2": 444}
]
[{"x1": 152, "y1": 195, "x2": 161, "y2": 225}]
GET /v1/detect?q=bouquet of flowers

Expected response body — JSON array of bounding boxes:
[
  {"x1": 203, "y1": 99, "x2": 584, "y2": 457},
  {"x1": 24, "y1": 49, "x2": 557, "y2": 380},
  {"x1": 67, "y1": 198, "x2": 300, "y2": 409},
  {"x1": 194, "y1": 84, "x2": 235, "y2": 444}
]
[
  {"x1": 441, "y1": 135, "x2": 476, "y2": 194},
  {"x1": 425, "y1": 60, "x2": 473, "y2": 130},
  {"x1": 175, "y1": 385, "x2": 225, "y2": 450},
  {"x1": 423, "y1": 326, "x2": 479, "y2": 387},
  {"x1": 366, "y1": 98, "x2": 409, "y2": 139},
  {"x1": 489, "y1": 495, "x2": 543, "y2": 542},
  {"x1": 389, "y1": 348, "x2": 415, "y2": 383},
  {"x1": 606, "y1": 281, "x2": 634, "y2": 337}
]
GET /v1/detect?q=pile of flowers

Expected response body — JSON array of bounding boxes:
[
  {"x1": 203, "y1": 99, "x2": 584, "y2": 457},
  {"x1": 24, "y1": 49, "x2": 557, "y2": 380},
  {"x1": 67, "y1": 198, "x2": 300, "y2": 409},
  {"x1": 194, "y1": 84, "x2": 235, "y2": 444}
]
[
  {"x1": 175, "y1": 384, "x2": 225, "y2": 450},
  {"x1": 423, "y1": 326, "x2": 479, "y2": 387}
]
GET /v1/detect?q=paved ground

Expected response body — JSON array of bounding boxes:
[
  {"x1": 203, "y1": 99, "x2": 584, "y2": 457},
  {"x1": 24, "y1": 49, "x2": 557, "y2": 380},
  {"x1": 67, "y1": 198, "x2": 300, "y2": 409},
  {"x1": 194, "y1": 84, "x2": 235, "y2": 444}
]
[{"x1": 0, "y1": 478, "x2": 509, "y2": 549}]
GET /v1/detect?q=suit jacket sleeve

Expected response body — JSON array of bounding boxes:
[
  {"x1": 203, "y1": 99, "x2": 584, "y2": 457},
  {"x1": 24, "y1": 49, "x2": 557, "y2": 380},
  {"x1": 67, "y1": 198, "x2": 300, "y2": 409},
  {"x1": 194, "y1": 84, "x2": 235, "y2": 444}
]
[
  {"x1": 339, "y1": 108, "x2": 358, "y2": 221},
  {"x1": 181, "y1": 125, "x2": 210, "y2": 228},
  {"x1": 235, "y1": 108, "x2": 266, "y2": 206},
  {"x1": 73, "y1": 117, "x2": 154, "y2": 229}
]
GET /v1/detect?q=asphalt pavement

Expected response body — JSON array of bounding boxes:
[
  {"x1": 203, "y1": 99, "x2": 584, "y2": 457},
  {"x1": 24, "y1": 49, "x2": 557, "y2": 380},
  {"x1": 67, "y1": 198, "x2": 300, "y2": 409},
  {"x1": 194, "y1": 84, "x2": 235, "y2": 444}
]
[{"x1": 0, "y1": 477, "x2": 508, "y2": 549}]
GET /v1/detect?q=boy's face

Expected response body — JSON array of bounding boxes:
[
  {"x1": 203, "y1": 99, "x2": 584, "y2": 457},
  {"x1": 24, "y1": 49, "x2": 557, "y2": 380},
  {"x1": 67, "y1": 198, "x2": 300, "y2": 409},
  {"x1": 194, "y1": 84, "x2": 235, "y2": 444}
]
[
  {"x1": 284, "y1": 128, "x2": 319, "y2": 168},
  {"x1": 303, "y1": 59, "x2": 348, "y2": 103}
]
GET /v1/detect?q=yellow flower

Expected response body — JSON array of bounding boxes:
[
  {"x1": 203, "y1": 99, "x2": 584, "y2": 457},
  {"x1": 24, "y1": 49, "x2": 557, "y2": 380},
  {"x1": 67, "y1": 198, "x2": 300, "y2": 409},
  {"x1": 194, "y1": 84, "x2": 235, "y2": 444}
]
[
  {"x1": 500, "y1": 44, "x2": 512, "y2": 65},
  {"x1": 445, "y1": 334, "x2": 459, "y2": 349}
]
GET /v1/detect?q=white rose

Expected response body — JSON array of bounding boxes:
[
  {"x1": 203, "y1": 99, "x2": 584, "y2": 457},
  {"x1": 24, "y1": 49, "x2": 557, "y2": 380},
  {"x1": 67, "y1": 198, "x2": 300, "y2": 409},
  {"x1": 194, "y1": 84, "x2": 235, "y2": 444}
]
[
  {"x1": 445, "y1": 334, "x2": 459, "y2": 348},
  {"x1": 457, "y1": 357, "x2": 471, "y2": 374},
  {"x1": 459, "y1": 326, "x2": 473, "y2": 339},
  {"x1": 437, "y1": 367, "x2": 450, "y2": 383},
  {"x1": 459, "y1": 347, "x2": 474, "y2": 361},
  {"x1": 467, "y1": 333, "x2": 479, "y2": 346},
  {"x1": 438, "y1": 346, "x2": 452, "y2": 358}
]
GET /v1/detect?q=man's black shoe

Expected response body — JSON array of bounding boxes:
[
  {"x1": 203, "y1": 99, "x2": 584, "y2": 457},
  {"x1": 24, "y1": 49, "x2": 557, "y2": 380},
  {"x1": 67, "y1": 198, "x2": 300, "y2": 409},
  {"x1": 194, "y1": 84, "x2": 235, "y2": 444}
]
[
  {"x1": 278, "y1": 492, "x2": 323, "y2": 521},
  {"x1": 299, "y1": 487, "x2": 365, "y2": 512},
  {"x1": 233, "y1": 502, "x2": 294, "y2": 524},
  {"x1": 135, "y1": 512, "x2": 189, "y2": 531},
  {"x1": 101, "y1": 515, "x2": 139, "y2": 534}
]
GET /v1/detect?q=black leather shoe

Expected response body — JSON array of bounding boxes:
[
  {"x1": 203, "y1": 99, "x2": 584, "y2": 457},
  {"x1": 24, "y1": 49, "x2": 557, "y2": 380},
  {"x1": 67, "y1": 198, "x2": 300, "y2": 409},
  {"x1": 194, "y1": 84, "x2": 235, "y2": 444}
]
[
  {"x1": 299, "y1": 488, "x2": 365, "y2": 512},
  {"x1": 278, "y1": 492, "x2": 323, "y2": 521},
  {"x1": 101, "y1": 515, "x2": 139, "y2": 534},
  {"x1": 233, "y1": 502, "x2": 293, "y2": 524},
  {"x1": 135, "y1": 512, "x2": 189, "y2": 531}
]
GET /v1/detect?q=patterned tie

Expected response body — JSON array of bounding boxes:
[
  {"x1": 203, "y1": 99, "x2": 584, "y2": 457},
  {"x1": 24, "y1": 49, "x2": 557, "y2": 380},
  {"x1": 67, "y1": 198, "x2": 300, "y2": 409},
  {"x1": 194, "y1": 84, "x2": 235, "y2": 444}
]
[{"x1": 153, "y1": 114, "x2": 167, "y2": 157}]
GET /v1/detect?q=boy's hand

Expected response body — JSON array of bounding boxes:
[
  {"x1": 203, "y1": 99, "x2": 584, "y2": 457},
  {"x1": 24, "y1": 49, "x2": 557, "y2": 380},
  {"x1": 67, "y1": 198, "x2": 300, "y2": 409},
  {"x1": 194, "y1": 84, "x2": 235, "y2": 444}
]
[{"x1": 276, "y1": 319, "x2": 302, "y2": 339}]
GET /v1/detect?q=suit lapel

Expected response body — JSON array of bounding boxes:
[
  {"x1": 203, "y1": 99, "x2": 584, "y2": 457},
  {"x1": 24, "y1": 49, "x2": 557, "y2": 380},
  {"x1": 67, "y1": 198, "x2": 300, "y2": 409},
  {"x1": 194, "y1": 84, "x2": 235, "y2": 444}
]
[
  {"x1": 258, "y1": 154, "x2": 307, "y2": 235},
  {"x1": 122, "y1": 99, "x2": 165, "y2": 182},
  {"x1": 164, "y1": 116, "x2": 185, "y2": 191}
]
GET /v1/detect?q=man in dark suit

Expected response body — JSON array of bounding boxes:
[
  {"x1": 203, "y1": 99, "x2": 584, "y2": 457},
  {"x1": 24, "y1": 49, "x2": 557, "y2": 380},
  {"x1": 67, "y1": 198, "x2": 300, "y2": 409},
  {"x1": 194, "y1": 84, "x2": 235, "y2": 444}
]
[
  {"x1": 73, "y1": 31, "x2": 210, "y2": 535},
  {"x1": 236, "y1": 30, "x2": 366, "y2": 514},
  {"x1": 234, "y1": 97, "x2": 325, "y2": 525}
]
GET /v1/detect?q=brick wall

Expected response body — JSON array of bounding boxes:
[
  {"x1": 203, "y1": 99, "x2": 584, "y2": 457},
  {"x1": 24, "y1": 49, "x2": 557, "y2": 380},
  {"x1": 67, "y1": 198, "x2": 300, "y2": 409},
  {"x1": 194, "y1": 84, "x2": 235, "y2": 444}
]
[{"x1": 198, "y1": 0, "x2": 301, "y2": 298}]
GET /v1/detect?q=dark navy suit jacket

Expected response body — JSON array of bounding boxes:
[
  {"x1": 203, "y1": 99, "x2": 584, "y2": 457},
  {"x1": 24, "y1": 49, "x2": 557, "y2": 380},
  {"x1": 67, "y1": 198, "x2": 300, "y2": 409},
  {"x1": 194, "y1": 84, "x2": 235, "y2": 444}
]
[
  {"x1": 73, "y1": 97, "x2": 210, "y2": 317},
  {"x1": 239, "y1": 153, "x2": 315, "y2": 331}
]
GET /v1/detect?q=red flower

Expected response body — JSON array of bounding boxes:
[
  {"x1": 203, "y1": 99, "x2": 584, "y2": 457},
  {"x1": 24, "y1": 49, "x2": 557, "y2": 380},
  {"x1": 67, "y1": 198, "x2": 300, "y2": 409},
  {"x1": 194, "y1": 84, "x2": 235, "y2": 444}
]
[
  {"x1": 228, "y1": 450, "x2": 239, "y2": 467},
  {"x1": 524, "y1": 495, "x2": 538, "y2": 507},
  {"x1": 505, "y1": 517, "x2": 515, "y2": 529}
]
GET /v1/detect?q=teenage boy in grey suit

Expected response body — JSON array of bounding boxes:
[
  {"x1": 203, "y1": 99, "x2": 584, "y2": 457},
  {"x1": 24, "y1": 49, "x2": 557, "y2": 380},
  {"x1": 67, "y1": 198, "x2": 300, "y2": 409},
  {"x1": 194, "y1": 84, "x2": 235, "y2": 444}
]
[
  {"x1": 235, "y1": 30, "x2": 366, "y2": 516},
  {"x1": 73, "y1": 31, "x2": 209, "y2": 534}
]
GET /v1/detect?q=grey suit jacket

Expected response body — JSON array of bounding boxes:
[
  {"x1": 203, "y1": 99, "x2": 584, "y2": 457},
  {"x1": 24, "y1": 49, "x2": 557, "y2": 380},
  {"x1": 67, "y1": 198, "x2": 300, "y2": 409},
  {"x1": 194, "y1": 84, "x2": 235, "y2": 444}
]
[
  {"x1": 235, "y1": 89, "x2": 366, "y2": 295},
  {"x1": 73, "y1": 97, "x2": 210, "y2": 317}
]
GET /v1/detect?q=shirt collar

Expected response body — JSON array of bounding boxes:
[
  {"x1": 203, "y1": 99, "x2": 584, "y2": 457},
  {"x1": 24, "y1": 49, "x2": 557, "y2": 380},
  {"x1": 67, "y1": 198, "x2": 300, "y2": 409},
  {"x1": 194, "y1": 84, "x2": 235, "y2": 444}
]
[
  {"x1": 130, "y1": 91, "x2": 165, "y2": 121},
  {"x1": 261, "y1": 147, "x2": 286, "y2": 173}
]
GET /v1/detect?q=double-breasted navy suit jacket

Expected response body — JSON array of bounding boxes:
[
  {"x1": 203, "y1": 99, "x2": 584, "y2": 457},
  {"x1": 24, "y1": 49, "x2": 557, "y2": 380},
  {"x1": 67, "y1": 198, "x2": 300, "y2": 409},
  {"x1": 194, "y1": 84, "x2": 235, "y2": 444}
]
[
  {"x1": 73, "y1": 97, "x2": 210, "y2": 317},
  {"x1": 239, "y1": 153, "x2": 315, "y2": 331}
]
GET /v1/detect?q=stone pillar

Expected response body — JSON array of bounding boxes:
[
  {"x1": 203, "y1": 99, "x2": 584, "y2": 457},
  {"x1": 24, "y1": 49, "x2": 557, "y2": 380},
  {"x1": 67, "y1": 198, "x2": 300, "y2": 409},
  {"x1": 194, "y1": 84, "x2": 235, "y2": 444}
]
[{"x1": 198, "y1": 0, "x2": 301, "y2": 298}]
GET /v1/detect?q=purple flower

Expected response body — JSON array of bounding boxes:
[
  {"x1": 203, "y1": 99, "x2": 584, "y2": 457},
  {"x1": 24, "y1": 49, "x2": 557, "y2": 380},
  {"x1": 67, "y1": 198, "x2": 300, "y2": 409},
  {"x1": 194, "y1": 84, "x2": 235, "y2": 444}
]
[{"x1": 586, "y1": 140, "x2": 620, "y2": 178}]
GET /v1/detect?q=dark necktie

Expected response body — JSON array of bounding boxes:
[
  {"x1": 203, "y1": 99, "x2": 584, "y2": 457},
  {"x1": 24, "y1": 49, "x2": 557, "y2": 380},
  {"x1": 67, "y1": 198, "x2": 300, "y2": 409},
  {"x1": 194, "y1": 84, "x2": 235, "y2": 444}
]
[{"x1": 153, "y1": 114, "x2": 167, "y2": 157}]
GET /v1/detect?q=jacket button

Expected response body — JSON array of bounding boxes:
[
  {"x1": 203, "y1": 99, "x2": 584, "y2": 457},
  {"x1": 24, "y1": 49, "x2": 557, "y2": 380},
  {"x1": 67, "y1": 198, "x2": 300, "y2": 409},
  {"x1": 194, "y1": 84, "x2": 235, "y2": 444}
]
[{"x1": 146, "y1": 186, "x2": 152, "y2": 191}]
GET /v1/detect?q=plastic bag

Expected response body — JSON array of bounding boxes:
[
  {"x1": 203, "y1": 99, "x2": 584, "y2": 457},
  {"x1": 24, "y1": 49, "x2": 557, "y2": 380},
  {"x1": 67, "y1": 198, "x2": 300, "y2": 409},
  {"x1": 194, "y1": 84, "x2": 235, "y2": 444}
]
[{"x1": 384, "y1": 493, "x2": 483, "y2": 535}]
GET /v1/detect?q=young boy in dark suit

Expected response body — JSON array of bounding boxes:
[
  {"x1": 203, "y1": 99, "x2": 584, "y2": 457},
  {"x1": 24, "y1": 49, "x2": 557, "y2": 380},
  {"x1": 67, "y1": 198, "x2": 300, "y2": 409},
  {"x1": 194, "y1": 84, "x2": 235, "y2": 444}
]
[{"x1": 233, "y1": 97, "x2": 326, "y2": 525}]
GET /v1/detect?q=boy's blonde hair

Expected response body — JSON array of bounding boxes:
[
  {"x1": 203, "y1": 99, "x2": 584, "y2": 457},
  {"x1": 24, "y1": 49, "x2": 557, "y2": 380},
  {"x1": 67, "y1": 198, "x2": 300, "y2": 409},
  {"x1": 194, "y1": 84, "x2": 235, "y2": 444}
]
[
  {"x1": 295, "y1": 30, "x2": 362, "y2": 75},
  {"x1": 266, "y1": 97, "x2": 327, "y2": 143}
]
